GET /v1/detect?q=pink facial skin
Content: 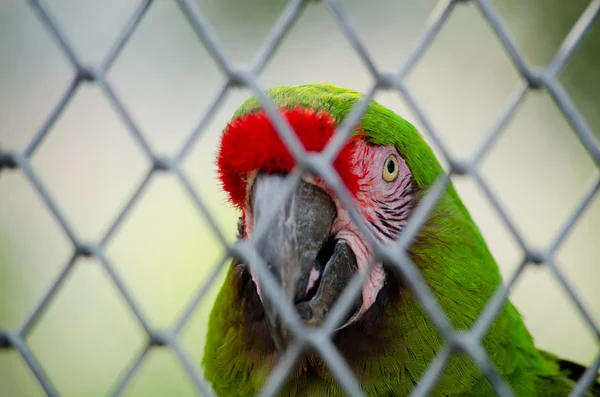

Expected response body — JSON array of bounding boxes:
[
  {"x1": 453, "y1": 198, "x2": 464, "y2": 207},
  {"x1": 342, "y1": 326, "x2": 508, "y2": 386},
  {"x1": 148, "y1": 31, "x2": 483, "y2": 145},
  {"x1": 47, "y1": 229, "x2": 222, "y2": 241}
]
[{"x1": 243, "y1": 139, "x2": 417, "y2": 328}]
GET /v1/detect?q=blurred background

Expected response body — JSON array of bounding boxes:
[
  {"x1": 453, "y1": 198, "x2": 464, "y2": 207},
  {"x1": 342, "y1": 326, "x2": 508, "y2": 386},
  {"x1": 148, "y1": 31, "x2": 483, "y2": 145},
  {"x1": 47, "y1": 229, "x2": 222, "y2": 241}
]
[{"x1": 0, "y1": 0, "x2": 599, "y2": 395}]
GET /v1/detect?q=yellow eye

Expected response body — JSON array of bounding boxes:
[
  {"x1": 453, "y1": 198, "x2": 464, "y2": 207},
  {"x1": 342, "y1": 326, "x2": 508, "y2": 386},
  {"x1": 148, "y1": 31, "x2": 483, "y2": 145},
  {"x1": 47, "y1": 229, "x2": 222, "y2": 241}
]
[{"x1": 383, "y1": 154, "x2": 399, "y2": 182}]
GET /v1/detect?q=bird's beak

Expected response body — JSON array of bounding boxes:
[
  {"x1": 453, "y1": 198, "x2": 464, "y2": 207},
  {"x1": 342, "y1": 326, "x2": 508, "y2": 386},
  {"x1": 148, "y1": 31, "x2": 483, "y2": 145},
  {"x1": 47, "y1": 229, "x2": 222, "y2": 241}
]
[{"x1": 251, "y1": 174, "x2": 358, "y2": 352}]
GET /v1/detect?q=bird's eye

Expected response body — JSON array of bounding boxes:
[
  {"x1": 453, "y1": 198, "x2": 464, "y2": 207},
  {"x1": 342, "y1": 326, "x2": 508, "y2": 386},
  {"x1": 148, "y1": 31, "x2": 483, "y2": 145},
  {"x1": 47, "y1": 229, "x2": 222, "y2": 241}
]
[{"x1": 383, "y1": 154, "x2": 399, "y2": 182}]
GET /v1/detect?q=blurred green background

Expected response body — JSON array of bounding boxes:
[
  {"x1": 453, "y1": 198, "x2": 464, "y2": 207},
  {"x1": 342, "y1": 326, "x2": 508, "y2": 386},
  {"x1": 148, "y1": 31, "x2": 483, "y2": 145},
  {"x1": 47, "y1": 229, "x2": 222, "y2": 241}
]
[{"x1": 0, "y1": 0, "x2": 599, "y2": 396}]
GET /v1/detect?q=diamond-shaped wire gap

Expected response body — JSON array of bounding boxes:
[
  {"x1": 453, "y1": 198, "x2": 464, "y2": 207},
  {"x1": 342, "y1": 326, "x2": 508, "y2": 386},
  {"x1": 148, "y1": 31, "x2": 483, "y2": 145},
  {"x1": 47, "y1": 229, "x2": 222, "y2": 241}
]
[
  {"x1": 507, "y1": 263, "x2": 600, "y2": 374},
  {"x1": 0, "y1": 0, "x2": 73, "y2": 152},
  {"x1": 114, "y1": 347, "x2": 200, "y2": 397},
  {"x1": 106, "y1": 0, "x2": 227, "y2": 156},
  {"x1": 403, "y1": 1, "x2": 523, "y2": 159},
  {"x1": 450, "y1": 174, "x2": 524, "y2": 279},
  {"x1": 103, "y1": 172, "x2": 230, "y2": 330},
  {"x1": 490, "y1": 0, "x2": 592, "y2": 68},
  {"x1": 191, "y1": 0, "x2": 297, "y2": 65},
  {"x1": 26, "y1": 257, "x2": 146, "y2": 397},
  {"x1": 257, "y1": 0, "x2": 373, "y2": 92},
  {"x1": 41, "y1": 0, "x2": 146, "y2": 65},
  {"x1": 555, "y1": 12, "x2": 600, "y2": 143},
  {"x1": 471, "y1": 82, "x2": 529, "y2": 167},
  {"x1": 0, "y1": 170, "x2": 71, "y2": 329},
  {"x1": 0, "y1": 348, "x2": 47, "y2": 397},
  {"x1": 28, "y1": 84, "x2": 149, "y2": 242},
  {"x1": 331, "y1": 0, "x2": 440, "y2": 72},
  {"x1": 477, "y1": 88, "x2": 598, "y2": 249}
]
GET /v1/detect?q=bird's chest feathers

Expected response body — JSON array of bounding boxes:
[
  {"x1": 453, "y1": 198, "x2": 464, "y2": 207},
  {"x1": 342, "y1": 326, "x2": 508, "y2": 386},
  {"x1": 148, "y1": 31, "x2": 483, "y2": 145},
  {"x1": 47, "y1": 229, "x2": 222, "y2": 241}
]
[{"x1": 229, "y1": 267, "x2": 428, "y2": 396}]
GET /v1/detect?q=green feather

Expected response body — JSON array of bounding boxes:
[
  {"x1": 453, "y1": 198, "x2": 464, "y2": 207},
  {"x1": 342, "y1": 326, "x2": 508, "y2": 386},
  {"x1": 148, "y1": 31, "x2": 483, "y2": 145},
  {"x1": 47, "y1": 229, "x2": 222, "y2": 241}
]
[{"x1": 203, "y1": 83, "x2": 599, "y2": 396}]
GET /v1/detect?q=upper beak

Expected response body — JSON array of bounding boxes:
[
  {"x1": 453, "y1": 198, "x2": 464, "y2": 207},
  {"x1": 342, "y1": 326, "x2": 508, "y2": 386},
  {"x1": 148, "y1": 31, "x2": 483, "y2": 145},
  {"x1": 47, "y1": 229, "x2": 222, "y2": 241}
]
[{"x1": 251, "y1": 174, "x2": 358, "y2": 352}]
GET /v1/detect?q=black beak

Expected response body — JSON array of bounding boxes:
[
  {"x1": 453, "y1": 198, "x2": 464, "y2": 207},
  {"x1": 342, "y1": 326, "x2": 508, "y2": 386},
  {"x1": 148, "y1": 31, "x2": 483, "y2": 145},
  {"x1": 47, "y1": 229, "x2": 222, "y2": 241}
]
[{"x1": 251, "y1": 174, "x2": 359, "y2": 352}]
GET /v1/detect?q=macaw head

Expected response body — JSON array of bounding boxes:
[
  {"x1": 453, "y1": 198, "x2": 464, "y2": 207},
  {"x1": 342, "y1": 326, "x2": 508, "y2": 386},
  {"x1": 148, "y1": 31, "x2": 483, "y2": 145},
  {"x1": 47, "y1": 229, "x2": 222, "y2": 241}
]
[{"x1": 216, "y1": 84, "x2": 445, "y2": 351}]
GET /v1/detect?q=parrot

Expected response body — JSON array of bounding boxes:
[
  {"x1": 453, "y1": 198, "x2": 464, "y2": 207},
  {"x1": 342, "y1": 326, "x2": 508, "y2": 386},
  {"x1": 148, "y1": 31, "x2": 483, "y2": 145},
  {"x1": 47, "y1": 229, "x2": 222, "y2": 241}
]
[{"x1": 202, "y1": 83, "x2": 600, "y2": 396}]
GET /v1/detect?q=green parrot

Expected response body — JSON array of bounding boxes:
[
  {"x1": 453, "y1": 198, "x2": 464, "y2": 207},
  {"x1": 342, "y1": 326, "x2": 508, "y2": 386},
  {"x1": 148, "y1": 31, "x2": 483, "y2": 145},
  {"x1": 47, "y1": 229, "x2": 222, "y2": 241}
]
[{"x1": 203, "y1": 83, "x2": 599, "y2": 396}]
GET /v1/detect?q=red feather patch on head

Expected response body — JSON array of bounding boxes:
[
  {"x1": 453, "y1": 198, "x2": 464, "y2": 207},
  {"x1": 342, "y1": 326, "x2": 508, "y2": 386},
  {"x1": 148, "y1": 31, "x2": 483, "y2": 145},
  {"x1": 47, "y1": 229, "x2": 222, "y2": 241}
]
[{"x1": 216, "y1": 107, "x2": 362, "y2": 209}]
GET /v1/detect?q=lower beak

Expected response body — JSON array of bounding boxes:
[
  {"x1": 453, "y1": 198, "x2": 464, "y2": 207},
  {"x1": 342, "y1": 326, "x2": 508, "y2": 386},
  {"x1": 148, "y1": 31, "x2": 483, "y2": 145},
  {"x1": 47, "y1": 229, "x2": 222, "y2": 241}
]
[{"x1": 251, "y1": 174, "x2": 358, "y2": 352}]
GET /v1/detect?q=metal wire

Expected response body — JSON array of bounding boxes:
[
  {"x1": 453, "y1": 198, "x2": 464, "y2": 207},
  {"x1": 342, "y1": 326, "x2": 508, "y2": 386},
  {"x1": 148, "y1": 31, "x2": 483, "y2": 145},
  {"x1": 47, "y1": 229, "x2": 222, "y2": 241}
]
[{"x1": 0, "y1": 0, "x2": 598, "y2": 396}]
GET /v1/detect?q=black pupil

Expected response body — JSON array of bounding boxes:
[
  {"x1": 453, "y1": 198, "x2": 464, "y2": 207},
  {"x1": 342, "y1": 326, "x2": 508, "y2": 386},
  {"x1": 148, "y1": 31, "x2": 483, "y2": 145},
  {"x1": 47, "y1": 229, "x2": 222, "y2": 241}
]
[{"x1": 387, "y1": 159, "x2": 395, "y2": 174}]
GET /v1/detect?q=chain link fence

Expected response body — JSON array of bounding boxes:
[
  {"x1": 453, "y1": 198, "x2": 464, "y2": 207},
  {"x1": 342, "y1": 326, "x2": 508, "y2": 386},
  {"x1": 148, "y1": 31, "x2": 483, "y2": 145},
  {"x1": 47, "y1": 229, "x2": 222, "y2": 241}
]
[{"x1": 0, "y1": 0, "x2": 599, "y2": 396}]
